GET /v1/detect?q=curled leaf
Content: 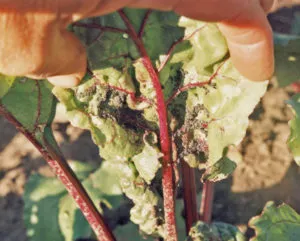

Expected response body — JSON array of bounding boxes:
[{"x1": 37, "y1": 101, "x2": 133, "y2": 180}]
[
  {"x1": 186, "y1": 221, "x2": 246, "y2": 241},
  {"x1": 116, "y1": 162, "x2": 165, "y2": 237},
  {"x1": 202, "y1": 156, "x2": 237, "y2": 182},
  {"x1": 53, "y1": 9, "x2": 270, "y2": 238},
  {"x1": 90, "y1": 161, "x2": 123, "y2": 196},
  {"x1": 132, "y1": 143, "x2": 162, "y2": 184}
]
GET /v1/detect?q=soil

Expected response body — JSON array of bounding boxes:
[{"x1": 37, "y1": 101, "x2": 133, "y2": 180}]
[
  {"x1": 1, "y1": 8, "x2": 300, "y2": 241},
  {"x1": 213, "y1": 82, "x2": 299, "y2": 237},
  {"x1": 0, "y1": 120, "x2": 101, "y2": 241}
]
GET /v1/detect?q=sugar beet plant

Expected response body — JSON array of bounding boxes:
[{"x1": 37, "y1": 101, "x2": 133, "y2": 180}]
[{"x1": 0, "y1": 9, "x2": 300, "y2": 241}]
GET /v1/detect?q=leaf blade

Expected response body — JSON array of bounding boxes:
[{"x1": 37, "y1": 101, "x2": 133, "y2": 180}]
[
  {"x1": 249, "y1": 202, "x2": 300, "y2": 241},
  {"x1": 287, "y1": 94, "x2": 300, "y2": 165}
]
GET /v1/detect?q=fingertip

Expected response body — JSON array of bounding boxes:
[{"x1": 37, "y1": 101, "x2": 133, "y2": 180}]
[
  {"x1": 47, "y1": 75, "x2": 82, "y2": 88},
  {"x1": 233, "y1": 60, "x2": 274, "y2": 82},
  {"x1": 227, "y1": 39, "x2": 275, "y2": 81},
  {"x1": 45, "y1": 31, "x2": 87, "y2": 88},
  {"x1": 218, "y1": 1, "x2": 275, "y2": 82}
]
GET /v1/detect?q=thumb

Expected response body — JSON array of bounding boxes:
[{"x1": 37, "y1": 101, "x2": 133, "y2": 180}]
[
  {"x1": 0, "y1": 12, "x2": 87, "y2": 88},
  {"x1": 40, "y1": 30, "x2": 87, "y2": 88},
  {"x1": 218, "y1": 0, "x2": 274, "y2": 81}
]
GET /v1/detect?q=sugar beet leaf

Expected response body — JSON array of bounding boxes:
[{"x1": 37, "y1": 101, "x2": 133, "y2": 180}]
[{"x1": 54, "y1": 9, "x2": 268, "y2": 240}]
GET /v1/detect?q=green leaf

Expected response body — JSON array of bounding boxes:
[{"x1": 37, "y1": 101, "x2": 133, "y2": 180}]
[
  {"x1": 186, "y1": 221, "x2": 246, "y2": 241},
  {"x1": 0, "y1": 74, "x2": 16, "y2": 98},
  {"x1": 57, "y1": 161, "x2": 116, "y2": 241},
  {"x1": 114, "y1": 222, "x2": 152, "y2": 241},
  {"x1": 53, "y1": 9, "x2": 269, "y2": 238},
  {"x1": 25, "y1": 175, "x2": 66, "y2": 202},
  {"x1": 160, "y1": 16, "x2": 268, "y2": 179},
  {"x1": 275, "y1": 39, "x2": 300, "y2": 87},
  {"x1": 0, "y1": 78, "x2": 58, "y2": 159},
  {"x1": 61, "y1": 10, "x2": 268, "y2": 182},
  {"x1": 53, "y1": 85, "x2": 144, "y2": 163},
  {"x1": 128, "y1": 9, "x2": 185, "y2": 62},
  {"x1": 202, "y1": 156, "x2": 237, "y2": 182},
  {"x1": 287, "y1": 94, "x2": 300, "y2": 165},
  {"x1": 206, "y1": 62, "x2": 268, "y2": 166},
  {"x1": 132, "y1": 143, "x2": 162, "y2": 184},
  {"x1": 23, "y1": 174, "x2": 66, "y2": 241},
  {"x1": 68, "y1": 160, "x2": 98, "y2": 181},
  {"x1": 1, "y1": 79, "x2": 55, "y2": 133},
  {"x1": 58, "y1": 195, "x2": 92, "y2": 241},
  {"x1": 201, "y1": 146, "x2": 242, "y2": 182},
  {"x1": 117, "y1": 162, "x2": 164, "y2": 237},
  {"x1": 89, "y1": 161, "x2": 123, "y2": 196},
  {"x1": 24, "y1": 161, "x2": 123, "y2": 241},
  {"x1": 178, "y1": 18, "x2": 228, "y2": 71},
  {"x1": 249, "y1": 202, "x2": 300, "y2": 241},
  {"x1": 181, "y1": 60, "x2": 267, "y2": 179}
]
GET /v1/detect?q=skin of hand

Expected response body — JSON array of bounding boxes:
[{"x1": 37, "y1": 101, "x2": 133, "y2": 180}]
[{"x1": 0, "y1": 0, "x2": 294, "y2": 87}]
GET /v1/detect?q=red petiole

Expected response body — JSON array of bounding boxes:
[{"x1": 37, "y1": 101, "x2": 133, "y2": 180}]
[
  {"x1": 118, "y1": 10, "x2": 178, "y2": 241},
  {"x1": 0, "y1": 103, "x2": 115, "y2": 241}
]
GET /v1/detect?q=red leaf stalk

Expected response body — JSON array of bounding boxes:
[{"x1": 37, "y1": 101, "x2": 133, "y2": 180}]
[
  {"x1": 182, "y1": 160, "x2": 198, "y2": 233},
  {"x1": 199, "y1": 181, "x2": 214, "y2": 223},
  {"x1": 118, "y1": 10, "x2": 178, "y2": 241},
  {"x1": 0, "y1": 104, "x2": 116, "y2": 241}
]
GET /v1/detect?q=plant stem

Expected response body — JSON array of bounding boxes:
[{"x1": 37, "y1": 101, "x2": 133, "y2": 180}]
[
  {"x1": 118, "y1": 10, "x2": 178, "y2": 241},
  {"x1": 166, "y1": 59, "x2": 228, "y2": 105},
  {"x1": 138, "y1": 10, "x2": 153, "y2": 38},
  {"x1": 0, "y1": 104, "x2": 116, "y2": 241},
  {"x1": 199, "y1": 181, "x2": 214, "y2": 223},
  {"x1": 181, "y1": 161, "x2": 198, "y2": 234},
  {"x1": 158, "y1": 24, "x2": 207, "y2": 72},
  {"x1": 166, "y1": 80, "x2": 211, "y2": 106},
  {"x1": 73, "y1": 22, "x2": 128, "y2": 34}
]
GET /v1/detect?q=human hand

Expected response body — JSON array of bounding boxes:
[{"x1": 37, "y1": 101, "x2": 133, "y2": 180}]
[{"x1": 0, "y1": 0, "x2": 293, "y2": 87}]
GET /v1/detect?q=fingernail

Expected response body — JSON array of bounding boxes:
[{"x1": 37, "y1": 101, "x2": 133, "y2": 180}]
[{"x1": 47, "y1": 75, "x2": 81, "y2": 88}]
